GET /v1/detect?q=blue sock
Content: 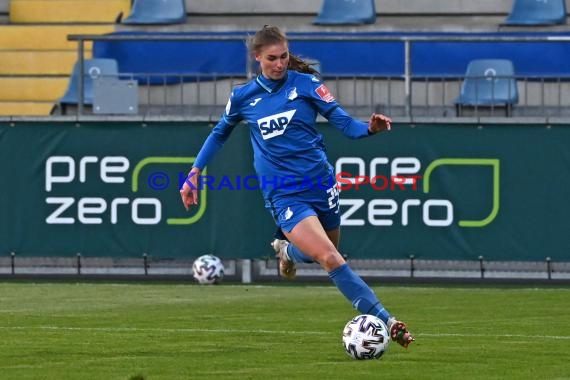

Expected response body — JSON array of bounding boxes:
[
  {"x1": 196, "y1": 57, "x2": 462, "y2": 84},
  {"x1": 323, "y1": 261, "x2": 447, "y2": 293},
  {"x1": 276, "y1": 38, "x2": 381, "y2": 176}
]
[
  {"x1": 328, "y1": 263, "x2": 391, "y2": 324},
  {"x1": 286, "y1": 244, "x2": 314, "y2": 264}
]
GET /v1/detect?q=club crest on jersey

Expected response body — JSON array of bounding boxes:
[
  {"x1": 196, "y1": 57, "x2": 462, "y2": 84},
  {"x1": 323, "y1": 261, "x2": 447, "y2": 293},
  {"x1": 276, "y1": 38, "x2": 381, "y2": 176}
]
[
  {"x1": 257, "y1": 110, "x2": 296, "y2": 140},
  {"x1": 287, "y1": 87, "x2": 298, "y2": 100},
  {"x1": 315, "y1": 84, "x2": 334, "y2": 103}
]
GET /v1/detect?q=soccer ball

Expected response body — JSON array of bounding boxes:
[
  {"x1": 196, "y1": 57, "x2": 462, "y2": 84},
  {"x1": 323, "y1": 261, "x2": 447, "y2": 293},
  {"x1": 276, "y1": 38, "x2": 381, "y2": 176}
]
[
  {"x1": 342, "y1": 314, "x2": 390, "y2": 360},
  {"x1": 192, "y1": 254, "x2": 224, "y2": 284}
]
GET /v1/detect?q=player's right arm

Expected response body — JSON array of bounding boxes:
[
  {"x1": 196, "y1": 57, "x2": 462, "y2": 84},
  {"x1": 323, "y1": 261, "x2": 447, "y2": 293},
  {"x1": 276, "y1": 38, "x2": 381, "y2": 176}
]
[
  {"x1": 180, "y1": 90, "x2": 243, "y2": 210},
  {"x1": 181, "y1": 166, "x2": 201, "y2": 210}
]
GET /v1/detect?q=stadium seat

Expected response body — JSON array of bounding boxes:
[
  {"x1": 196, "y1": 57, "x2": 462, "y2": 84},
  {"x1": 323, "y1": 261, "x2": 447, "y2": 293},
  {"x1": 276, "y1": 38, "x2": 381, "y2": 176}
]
[
  {"x1": 503, "y1": 0, "x2": 566, "y2": 25},
  {"x1": 455, "y1": 59, "x2": 519, "y2": 117},
  {"x1": 313, "y1": 0, "x2": 376, "y2": 25},
  {"x1": 58, "y1": 59, "x2": 119, "y2": 108},
  {"x1": 123, "y1": 0, "x2": 186, "y2": 25}
]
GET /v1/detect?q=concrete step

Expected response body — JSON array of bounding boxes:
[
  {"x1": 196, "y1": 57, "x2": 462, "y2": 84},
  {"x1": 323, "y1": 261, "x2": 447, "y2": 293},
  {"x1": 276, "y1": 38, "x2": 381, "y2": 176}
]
[
  {"x1": 0, "y1": 51, "x2": 91, "y2": 75},
  {"x1": 0, "y1": 25, "x2": 115, "y2": 50},
  {"x1": 0, "y1": 77, "x2": 68, "y2": 101},
  {"x1": 10, "y1": 0, "x2": 130, "y2": 23},
  {"x1": 0, "y1": 101, "x2": 54, "y2": 116}
]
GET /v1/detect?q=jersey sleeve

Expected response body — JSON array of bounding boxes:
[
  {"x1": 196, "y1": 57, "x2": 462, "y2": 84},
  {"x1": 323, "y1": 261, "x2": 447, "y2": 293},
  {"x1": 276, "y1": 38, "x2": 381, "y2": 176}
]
[
  {"x1": 193, "y1": 90, "x2": 243, "y2": 169},
  {"x1": 306, "y1": 75, "x2": 370, "y2": 139},
  {"x1": 327, "y1": 106, "x2": 370, "y2": 139},
  {"x1": 306, "y1": 76, "x2": 339, "y2": 117},
  {"x1": 221, "y1": 89, "x2": 243, "y2": 126}
]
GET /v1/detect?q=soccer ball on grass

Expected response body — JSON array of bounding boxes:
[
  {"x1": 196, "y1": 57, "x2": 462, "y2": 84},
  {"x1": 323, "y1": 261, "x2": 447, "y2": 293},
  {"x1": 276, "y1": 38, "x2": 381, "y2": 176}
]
[
  {"x1": 342, "y1": 314, "x2": 390, "y2": 360},
  {"x1": 192, "y1": 254, "x2": 224, "y2": 284}
]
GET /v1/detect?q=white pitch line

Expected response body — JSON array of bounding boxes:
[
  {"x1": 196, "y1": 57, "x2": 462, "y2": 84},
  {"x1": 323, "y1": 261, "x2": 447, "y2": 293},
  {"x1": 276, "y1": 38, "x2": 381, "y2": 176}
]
[
  {"x1": 1, "y1": 326, "x2": 569, "y2": 340},
  {"x1": 0, "y1": 326, "x2": 327, "y2": 335},
  {"x1": 417, "y1": 332, "x2": 570, "y2": 340}
]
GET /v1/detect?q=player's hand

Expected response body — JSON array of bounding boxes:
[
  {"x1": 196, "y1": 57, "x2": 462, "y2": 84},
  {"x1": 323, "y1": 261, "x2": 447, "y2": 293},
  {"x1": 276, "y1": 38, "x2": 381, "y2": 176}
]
[
  {"x1": 180, "y1": 167, "x2": 200, "y2": 211},
  {"x1": 367, "y1": 113, "x2": 392, "y2": 134}
]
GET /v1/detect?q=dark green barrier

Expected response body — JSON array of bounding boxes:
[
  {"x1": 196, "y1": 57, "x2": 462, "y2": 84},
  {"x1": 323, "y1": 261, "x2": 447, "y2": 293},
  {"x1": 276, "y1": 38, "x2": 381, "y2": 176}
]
[
  {"x1": 0, "y1": 121, "x2": 568, "y2": 261},
  {"x1": 322, "y1": 123, "x2": 570, "y2": 262}
]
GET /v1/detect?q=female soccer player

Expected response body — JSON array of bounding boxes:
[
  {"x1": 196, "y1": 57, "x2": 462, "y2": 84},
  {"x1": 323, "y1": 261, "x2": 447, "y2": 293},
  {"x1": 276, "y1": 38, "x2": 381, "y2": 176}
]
[{"x1": 180, "y1": 25, "x2": 414, "y2": 348}]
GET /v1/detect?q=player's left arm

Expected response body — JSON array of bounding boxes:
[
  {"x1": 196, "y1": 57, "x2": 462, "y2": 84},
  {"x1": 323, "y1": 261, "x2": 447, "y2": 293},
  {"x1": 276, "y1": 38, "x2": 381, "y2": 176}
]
[
  {"x1": 306, "y1": 75, "x2": 390, "y2": 138},
  {"x1": 367, "y1": 113, "x2": 392, "y2": 134}
]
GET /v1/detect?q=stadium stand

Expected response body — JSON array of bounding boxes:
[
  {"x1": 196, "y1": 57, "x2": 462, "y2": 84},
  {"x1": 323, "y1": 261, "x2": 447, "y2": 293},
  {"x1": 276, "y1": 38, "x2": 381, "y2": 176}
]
[
  {"x1": 0, "y1": 25, "x2": 115, "y2": 116},
  {"x1": 176, "y1": 0, "x2": 513, "y2": 33},
  {"x1": 454, "y1": 59, "x2": 519, "y2": 117},
  {"x1": 313, "y1": 0, "x2": 376, "y2": 25},
  {"x1": 92, "y1": 77, "x2": 138, "y2": 115},
  {"x1": 0, "y1": 0, "x2": 122, "y2": 116},
  {"x1": 123, "y1": 0, "x2": 186, "y2": 25},
  {"x1": 503, "y1": 0, "x2": 567, "y2": 26},
  {"x1": 93, "y1": 0, "x2": 569, "y2": 118},
  {"x1": 9, "y1": 0, "x2": 129, "y2": 23},
  {"x1": 56, "y1": 58, "x2": 120, "y2": 114},
  {"x1": 2, "y1": 0, "x2": 569, "y2": 117}
]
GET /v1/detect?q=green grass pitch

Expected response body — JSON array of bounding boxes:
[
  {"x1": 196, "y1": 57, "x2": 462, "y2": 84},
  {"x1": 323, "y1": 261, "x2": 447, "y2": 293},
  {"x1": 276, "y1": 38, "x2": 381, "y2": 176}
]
[{"x1": 0, "y1": 282, "x2": 568, "y2": 380}]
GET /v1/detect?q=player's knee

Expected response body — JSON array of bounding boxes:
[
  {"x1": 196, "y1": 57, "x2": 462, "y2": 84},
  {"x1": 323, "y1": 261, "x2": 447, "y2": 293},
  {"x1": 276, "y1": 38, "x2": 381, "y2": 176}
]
[{"x1": 318, "y1": 249, "x2": 345, "y2": 271}]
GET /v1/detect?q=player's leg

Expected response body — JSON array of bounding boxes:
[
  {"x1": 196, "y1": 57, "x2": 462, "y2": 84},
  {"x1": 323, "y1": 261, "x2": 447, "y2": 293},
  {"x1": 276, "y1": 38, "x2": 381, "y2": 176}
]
[
  {"x1": 325, "y1": 227, "x2": 340, "y2": 248},
  {"x1": 283, "y1": 216, "x2": 341, "y2": 270},
  {"x1": 270, "y1": 187, "x2": 385, "y2": 310},
  {"x1": 272, "y1": 215, "x2": 340, "y2": 272},
  {"x1": 284, "y1": 216, "x2": 414, "y2": 347},
  {"x1": 284, "y1": 217, "x2": 390, "y2": 318},
  {"x1": 272, "y1": 206, "x2": 341, "y2": 266},
  {"x1": 272, "y1": 227, "x2": 316, "y2": 264},
  {"x1": 271, "y1": 227, "x2": 313, "y2": 279}
]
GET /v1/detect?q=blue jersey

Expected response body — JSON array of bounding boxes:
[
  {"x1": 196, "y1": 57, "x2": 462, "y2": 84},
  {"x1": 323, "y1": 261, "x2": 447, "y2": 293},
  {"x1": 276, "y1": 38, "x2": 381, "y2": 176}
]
[{"x1": 193, "y1": 70, "x2": 371, "y2": 200}]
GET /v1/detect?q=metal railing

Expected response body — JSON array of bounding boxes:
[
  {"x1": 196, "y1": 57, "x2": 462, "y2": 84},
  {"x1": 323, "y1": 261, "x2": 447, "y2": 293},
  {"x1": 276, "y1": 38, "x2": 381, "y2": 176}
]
[{"x1": 66, "y1": 33, "x2": 570, "y2": 118}]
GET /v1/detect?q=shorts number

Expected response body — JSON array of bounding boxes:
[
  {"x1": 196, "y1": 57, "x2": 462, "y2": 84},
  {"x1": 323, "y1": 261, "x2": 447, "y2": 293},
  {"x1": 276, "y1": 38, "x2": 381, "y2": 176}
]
[{"x1": 326, "y1": 185, "x2": 339, "y2": 210}]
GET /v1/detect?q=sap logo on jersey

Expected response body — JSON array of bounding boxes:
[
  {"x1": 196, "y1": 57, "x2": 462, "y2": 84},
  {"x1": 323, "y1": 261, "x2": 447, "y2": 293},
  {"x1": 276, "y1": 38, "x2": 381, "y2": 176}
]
[{"x1": 257, "y1": 110, "x2": 296, "y2": 140}]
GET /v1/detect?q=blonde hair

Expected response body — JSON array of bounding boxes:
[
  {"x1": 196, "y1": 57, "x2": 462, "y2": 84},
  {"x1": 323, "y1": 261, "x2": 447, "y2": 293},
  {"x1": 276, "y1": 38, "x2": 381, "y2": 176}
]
[{"x1": 249, "y1": 25, "x2": 320, "y2": 75}]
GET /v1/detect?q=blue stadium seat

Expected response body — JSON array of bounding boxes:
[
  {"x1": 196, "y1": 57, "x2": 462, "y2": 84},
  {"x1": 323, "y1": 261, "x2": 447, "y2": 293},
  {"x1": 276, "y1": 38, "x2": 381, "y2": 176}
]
[
  {"x1": 503, "y1": 0, "x2": 566, "y2": 25},
  {"x1": 59, "y1": 58, "x2": 119, "y2": 106},
  {"x1": 313, "y1": 0, "x2": 376, "y2": 25},
  {"x1": 123, "y1": 0, "x2": 186, "y2": 25},
  {"x1": 455, "y1": 59, "x2": 519, "y2": 116}
]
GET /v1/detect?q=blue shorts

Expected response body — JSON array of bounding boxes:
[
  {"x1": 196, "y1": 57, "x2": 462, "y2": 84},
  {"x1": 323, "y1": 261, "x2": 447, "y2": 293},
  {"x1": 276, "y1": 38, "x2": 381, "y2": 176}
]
[{"x1": 266, "y1": 183, "x2": 340, "y2": 233}]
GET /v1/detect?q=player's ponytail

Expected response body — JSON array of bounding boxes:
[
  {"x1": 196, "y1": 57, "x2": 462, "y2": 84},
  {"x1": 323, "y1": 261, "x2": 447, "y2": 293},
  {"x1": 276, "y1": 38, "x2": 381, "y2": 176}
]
[{"x1": 288, "y1": 54, "x2": 320, "y2": 76}]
